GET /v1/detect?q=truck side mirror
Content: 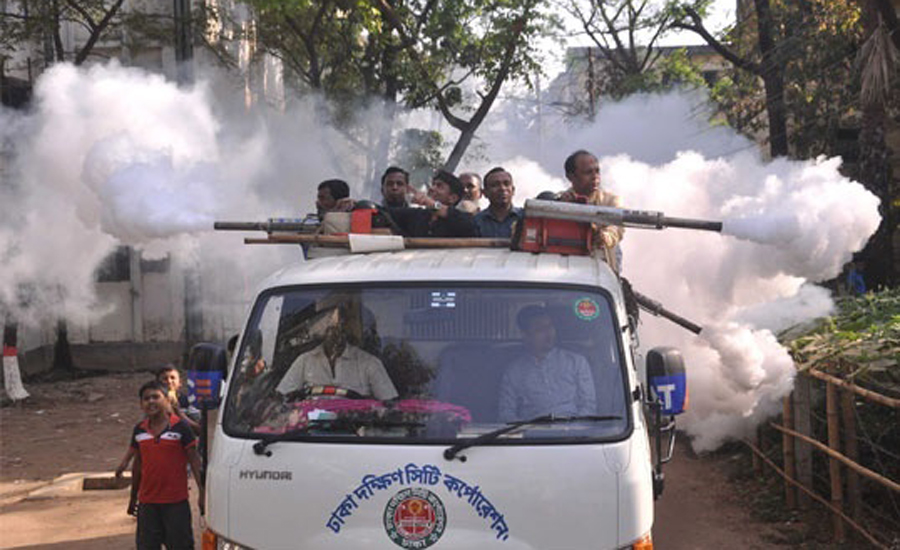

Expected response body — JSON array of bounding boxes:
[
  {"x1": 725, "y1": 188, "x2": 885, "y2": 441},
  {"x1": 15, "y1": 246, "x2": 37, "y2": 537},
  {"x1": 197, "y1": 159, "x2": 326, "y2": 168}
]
[
  {"x1": 646, "y1": 347, "x2": 688, "y2": 416},
  {"x1": 187, "y1": 343, "x2": 228, "y2": 411}
]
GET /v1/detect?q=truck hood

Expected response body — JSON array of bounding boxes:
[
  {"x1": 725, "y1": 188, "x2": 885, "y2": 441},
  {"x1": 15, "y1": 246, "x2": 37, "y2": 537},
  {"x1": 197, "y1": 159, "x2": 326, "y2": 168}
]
[{"x1": 215, "y1": 436, "x2": 652, "y2": 550}]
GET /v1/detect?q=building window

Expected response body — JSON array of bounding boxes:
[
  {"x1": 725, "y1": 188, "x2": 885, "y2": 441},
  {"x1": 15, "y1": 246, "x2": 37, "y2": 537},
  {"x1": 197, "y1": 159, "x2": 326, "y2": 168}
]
[
  {"x1": 141, "y1": 254, "x2": 171, "y2": 274},
  {"x1": 96, "y1": 246, "x2": 131, "y2": 282}
]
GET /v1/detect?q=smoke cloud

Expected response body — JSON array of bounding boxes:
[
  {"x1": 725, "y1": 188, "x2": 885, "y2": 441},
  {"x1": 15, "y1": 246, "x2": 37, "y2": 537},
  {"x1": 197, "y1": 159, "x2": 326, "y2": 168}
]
[{"x1": 0, "y1": 62, "x2": 342, "y2": 329}]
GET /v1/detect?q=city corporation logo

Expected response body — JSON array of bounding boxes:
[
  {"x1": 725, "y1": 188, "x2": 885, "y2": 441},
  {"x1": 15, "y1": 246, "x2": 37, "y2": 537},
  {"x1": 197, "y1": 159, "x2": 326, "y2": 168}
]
[
  {"x1": 574, "y1": 297, "x2": 600, "y2": 321},
  {"x1": 384, "y1": 487, "x2": 447, "y2": 549}
]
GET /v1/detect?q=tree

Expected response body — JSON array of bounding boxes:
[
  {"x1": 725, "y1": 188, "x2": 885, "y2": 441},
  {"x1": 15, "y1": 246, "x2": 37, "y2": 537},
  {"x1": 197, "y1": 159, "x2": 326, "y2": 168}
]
[
  {"x1": 563, "y1": 0, "x2": 708, "y2": 109},
  {"x1": 671, "y1": 0, "x2": 866, "y2": 160},
  {"x1": 675, "y1": 0, "x2": 896, "y2": 285},
  {"x1": 235, "y1": 0, "x2": 550, "y2": 176},
  {"x1": 394, "y1": 128, "x2": 445, "y2": 184},
  {"x1": 670, "y1": 0, "x2": 791, "y2": 157},
  {"x1": 855, "y1": 0, "x2": 898, "y2": 287},
  {"x1": 1, "y1": 0, "x2": 127, "y2": 68},
  {"x1": 870, "y1": 0, "x2": 900, "y2": 51}
]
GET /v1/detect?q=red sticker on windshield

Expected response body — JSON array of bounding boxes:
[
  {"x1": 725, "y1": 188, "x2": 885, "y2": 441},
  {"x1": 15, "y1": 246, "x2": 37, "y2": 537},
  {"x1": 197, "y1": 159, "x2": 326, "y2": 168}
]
[{"x1": 574, "y1": 298, "x2": 600, "y2": 321}]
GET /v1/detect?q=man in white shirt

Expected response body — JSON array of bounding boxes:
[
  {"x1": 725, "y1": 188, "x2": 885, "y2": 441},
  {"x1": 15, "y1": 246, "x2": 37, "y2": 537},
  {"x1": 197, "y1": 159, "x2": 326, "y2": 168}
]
[
  {"x1": 498, "y1": 306, "x2": 596, "y2": 422},
  {"x1": 276, "y1": 311, "x2": 398, "y2": 401}
]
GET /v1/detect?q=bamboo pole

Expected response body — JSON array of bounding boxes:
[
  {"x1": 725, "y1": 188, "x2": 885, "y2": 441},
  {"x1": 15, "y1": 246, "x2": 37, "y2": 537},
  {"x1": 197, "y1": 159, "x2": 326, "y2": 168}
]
[
  {"x1": 793, "y1": 375, "x2": 814, "y2": 509},
  {"x1": 841, "y1": 390, "x2": 861, "y2": 519},
  {"x1": 782, "y1": 394, "x2": 797, "y2": 509},
  {"x1": 805, "y1": 369, "x2": 900, "y2": 409},
  {"x1": 245, "y1": 234, "x2": 512, "y2": 249},
  {"x1": 743, "y1": 439, "x2": 888, "y2": 550},
  {"x1": 752, "y1": 426, "x2": 763, "y2": 475},
  {"x1": 826, "y1": 382, "x2": 845, "y2": 541},
  {"x1": 769, "y1": 422, "x2": 900, "y2": 494}
]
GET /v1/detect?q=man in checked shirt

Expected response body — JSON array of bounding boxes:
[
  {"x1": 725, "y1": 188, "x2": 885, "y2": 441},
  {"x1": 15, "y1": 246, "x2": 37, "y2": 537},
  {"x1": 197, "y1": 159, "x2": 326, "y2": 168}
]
[{"x1": 498, "y1": 306, "x2": 597, "y2": 423}]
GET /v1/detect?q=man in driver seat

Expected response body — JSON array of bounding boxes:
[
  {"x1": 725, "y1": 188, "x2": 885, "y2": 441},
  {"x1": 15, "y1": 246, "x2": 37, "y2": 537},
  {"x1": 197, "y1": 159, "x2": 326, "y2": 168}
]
[
  {"x1": 276, "y1": 309, "x2": 398, "y2": 401},
  {"x1": 498, "y1": 306, "x2": 597, "y2": 422}
]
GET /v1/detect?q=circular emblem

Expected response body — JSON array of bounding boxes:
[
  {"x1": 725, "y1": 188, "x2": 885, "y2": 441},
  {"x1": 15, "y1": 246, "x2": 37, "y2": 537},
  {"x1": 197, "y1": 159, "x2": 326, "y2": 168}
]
[
  {"x1": 383, "y1": 487, "x2": 446, "y2": 548},
  {"x1": 574, "y1": 297, "x2": 600, "y2": 321}
]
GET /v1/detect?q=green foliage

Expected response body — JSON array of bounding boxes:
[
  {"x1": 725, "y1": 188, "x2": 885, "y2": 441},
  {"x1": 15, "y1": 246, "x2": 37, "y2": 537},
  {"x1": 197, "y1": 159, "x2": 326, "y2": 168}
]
[
  {"x1": 0, "y1": 0, "x2": 186, "y2": 72},
  {"x1": 393, "y1": 129, "x2": 444, "y2": 185},
  {"x1": 688, "y1": 0, "x2": 866, "y2": 158},
  {"x1": 563, "y1": 0, "x2": 709, "y2": 109},
  {"x1": 235, "y1": 0, "x2": 550, "y2": 171},
  {"x1": 1, "y1": 0, "x2": 133, "y2": 67},
  {"x1": 784, "y1": 288, "x2": 900, "y2": 391}
]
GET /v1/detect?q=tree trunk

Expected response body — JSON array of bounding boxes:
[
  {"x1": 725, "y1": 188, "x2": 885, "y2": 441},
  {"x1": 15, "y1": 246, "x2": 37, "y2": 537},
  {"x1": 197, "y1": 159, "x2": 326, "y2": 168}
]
[
  {"x1": 857, "y1": 0, "x2": 897, "y2": 288},
  {"x1": 754, "y1": 0, "x2": 789, "y2": 157},
  {"x1": 3, "y1": 321, "x2": 30, "y2": 400},
  {"x1": 52, "y1": 319, "x2": 76, "y2": 371},
  {"x1": 371, "y1": 45, "x2": 400, "y2": 188},
  {"x1": 444, "y1": 123, "x2": 476, "y2": 173}
]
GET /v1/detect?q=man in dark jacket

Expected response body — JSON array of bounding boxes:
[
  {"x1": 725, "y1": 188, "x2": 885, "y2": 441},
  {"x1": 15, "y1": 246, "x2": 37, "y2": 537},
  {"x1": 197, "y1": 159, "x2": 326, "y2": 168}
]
[
  {"x1": 380, "y1": 166, "x2": 411, "y2": 208},
  {"x1": 388, "y1": 170, "x2": 478, "y2": 238}
]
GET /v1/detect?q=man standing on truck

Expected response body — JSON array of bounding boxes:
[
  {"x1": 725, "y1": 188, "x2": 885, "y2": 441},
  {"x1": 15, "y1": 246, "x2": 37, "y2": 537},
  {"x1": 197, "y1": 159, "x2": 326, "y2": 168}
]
[
  {"x1": 473, "y1": 167, "x2": 522, "y2": 238},
  {"x1": 380, "y1": 167, "x2": 411, "y2": 208},
  {"x1": 316, "y1": 179, "x2": 352, "y2": 218},
  {"x1": 459, "y1": 172, "x2": 483, "y2": 208},
  {"x1": 498, "y1": 306, "x2": 597, "y2": 422},
  {"x1": 560, "y1": 150, "x2": 624, "y2": 271},
  {"x1": 276, "y1": 308, "x2": 399, "y2": 401},
  {"x1": 389, "y1": 170, "x2": 478, "y2": 238}
]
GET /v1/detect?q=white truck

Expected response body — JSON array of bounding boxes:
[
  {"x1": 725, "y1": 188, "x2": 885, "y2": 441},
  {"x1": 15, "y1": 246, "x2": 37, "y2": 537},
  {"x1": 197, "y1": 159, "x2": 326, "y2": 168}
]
[{"x1": 195, "y1": 202, "x2": 696, "y2": 549}]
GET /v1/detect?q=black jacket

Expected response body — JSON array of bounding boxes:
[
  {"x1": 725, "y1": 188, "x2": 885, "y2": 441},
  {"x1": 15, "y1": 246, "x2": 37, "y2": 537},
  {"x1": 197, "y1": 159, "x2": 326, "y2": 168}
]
[{"x1": 385, "y1": 207, "x2": 479, "y2": 238}]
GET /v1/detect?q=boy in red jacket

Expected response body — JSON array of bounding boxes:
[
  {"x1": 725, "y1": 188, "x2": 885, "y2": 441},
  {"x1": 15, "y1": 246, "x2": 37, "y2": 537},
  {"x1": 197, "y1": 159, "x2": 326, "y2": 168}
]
[{"x1": 128, "y1": 380, "x2": 204, "y2": 550}]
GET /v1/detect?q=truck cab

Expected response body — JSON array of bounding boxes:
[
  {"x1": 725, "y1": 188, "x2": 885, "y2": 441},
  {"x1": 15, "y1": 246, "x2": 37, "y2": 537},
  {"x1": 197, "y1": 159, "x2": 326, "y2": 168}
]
[{"x1": 200, "y1": 246, "x2": 685, "y2": 550}]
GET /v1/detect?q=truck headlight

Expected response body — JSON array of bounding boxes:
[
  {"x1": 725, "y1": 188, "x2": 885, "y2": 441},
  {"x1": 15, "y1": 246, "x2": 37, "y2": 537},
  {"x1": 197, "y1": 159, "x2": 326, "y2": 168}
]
[
  {"x1": 622, "y1": 532, "x2": 653, "y2": 549},
  {"x1": 202, "y1": 528, "x2": 253, "y2": 550}
]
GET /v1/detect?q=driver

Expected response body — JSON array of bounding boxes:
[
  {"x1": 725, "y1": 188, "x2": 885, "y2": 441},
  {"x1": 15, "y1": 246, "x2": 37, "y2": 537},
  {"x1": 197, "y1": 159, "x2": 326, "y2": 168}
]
[
  {"x1": 276, "y1": 309, "x2": 398, "y2": 401},
  {"x1": 498, "y1": 306, "x2": 597, "y2": 422}
]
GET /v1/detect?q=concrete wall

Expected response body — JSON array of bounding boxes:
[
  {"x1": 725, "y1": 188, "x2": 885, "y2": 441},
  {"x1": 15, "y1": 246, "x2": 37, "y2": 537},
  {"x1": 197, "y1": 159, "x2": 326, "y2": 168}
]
[
  {"x1": 143, "y1": 272, "x2": 186, "y2": 342},
  {"x1": 18, "y1": 341, "x2": 188, "y2": 376}
]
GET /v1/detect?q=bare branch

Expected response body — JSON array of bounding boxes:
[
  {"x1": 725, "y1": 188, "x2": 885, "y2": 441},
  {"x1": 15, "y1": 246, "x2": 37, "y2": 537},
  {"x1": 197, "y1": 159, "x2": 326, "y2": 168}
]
[
  {"x1": 283, "y1": 13, "x2": 322, "y2": 88},
  {"x1": 671, "y1": 6, "x2": 760, "y2": 75},
  {"x1": 64, "y1": 0, "x2": 97, "y2": 30},
  {"x1": 73, "y1": 0, "x2": 125, "y2": 65}
]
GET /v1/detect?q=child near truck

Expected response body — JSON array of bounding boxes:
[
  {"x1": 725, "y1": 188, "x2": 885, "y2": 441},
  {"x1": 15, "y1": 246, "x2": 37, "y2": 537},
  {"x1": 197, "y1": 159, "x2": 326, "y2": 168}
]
[
  {"x1": 128, "y1": 380, "x2": 205, "y2": 550},
  {"x1": 115, "y1": 366, "x2": 200, "y2": 479}
]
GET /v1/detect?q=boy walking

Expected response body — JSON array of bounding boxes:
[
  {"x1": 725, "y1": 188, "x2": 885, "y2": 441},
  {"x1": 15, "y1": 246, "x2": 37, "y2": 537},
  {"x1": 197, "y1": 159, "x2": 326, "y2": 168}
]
[{"x1": 128, "y1": 380, "x2": 204, "y2": 550}]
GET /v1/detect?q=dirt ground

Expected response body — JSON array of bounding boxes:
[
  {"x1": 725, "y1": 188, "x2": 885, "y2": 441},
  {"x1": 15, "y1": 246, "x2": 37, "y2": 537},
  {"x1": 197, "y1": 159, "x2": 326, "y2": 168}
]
[
  {"x1": 0, "y1": 372, "x2": 204, "y2": 549},
  {"x1": 1, "y1": 372, "x2": 825, "y2": 549}
]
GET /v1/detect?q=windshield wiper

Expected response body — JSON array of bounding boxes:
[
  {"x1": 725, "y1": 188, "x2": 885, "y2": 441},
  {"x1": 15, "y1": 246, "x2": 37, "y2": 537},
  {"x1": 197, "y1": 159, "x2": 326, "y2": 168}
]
[
  {"x1": 253, "y1": 428, "x2": 315, "y2": 457},
  {"x1": 443, "y1": 414, "x2": 621, "y2": 462},
  {"x1": 253, "y1": 419, "x2": 426, "y2": 456}
]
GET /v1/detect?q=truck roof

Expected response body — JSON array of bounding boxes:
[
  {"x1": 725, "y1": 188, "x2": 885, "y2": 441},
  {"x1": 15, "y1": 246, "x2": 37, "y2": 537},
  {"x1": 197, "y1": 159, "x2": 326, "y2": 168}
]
[{"x1": 261, "y1": 248, "x2": 627, "y2": 318}]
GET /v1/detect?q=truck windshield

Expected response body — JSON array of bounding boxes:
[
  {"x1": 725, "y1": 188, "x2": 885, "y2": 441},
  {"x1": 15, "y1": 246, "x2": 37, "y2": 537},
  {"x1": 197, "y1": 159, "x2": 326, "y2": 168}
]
[{"x1": 223, "y1": 284, "x2": 630, "y2": 443}]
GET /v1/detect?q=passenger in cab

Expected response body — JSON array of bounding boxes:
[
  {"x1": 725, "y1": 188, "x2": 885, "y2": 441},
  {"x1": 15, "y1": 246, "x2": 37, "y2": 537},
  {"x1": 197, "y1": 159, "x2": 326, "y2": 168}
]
[
  {"x1": 559, "y1": 150, "x2": 624, "y2": 271},
  {"x1": 473, "y1": 167, "x2": 522, "y2": 238},
  {"x1": 498, "y1": 306, "x2": 597, "y2": 422},
  {"x1": 380, "y1": 167, "x2": 410, "y2": 208},
  {"x1": 389, "y1": 170, "x2": 478, "y2": 238},
  {"x1": 276, "y1": 308, "x2": 398, "y2": 401}
]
